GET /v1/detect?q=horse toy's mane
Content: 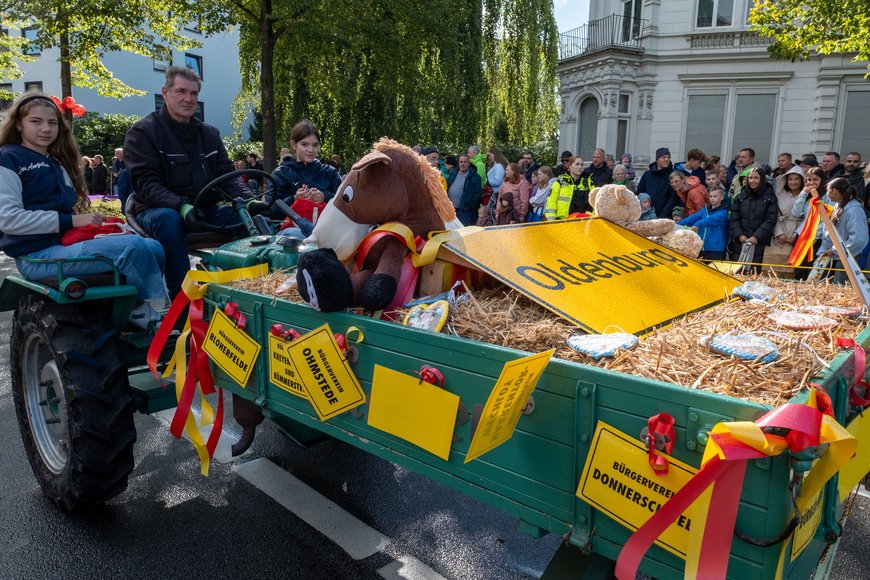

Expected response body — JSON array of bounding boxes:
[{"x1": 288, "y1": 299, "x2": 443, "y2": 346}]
[{"x1": 373, "y1": 138, "x2": 456, "y2": 224}]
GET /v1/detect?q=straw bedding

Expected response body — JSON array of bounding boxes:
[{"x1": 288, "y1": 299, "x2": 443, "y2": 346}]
[{"x1": 228, "y1": 271, "x2": 866, "y2": 406}]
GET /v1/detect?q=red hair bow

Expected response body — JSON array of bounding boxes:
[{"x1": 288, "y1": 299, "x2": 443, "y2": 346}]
[{"x1": 50, "y1": 95, "x2": 86, "y2": 117}]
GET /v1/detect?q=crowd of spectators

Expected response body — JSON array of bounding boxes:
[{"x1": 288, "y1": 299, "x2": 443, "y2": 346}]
[{"x1": 404, "y1": 141, "x2": 870, "y2": 279}]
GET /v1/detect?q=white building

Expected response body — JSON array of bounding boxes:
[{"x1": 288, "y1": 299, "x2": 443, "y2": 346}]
[
  {"x1": 1, "y1": 26, "x2": 243, "y2": 137},
  {"x1": 557, "y1": 0, "x2": 870, "y2": 170}
]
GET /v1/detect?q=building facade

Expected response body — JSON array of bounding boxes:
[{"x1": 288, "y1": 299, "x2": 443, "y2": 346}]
[
  {"x1": 1, "y1": 26, "x2": 243, "y2": 137},
  {"x1": 557, "y1": 0, "x2": 870, "y2": 170}
]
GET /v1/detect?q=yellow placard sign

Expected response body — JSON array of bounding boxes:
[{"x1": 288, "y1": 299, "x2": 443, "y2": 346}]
[
  {"x1": 443, "y1": 219, "x2": 740, "y2": 335},
  {"x1": 791, "y1": 489, "x2": 824, "y2": 560},
  {"x1": 203, "y1": 309, "x2": 261, "y2": 387},
  {"x1": 576, "y1": 421, "x2": 702, "y2": 559},
  {"x1": 838, "y1": 411, "x2": 870, "y2": 499},
  {"x1": 464, "y1": 349, "x2": 554, "y2": 463},
  {"x1": 367, "y1": 365, "x2": 460, "y2": 460},
  {"x1": 268, "y1": 334, "x2": 307, "y2": 399},
  {"x1": 284, "y1": 324, "x2": 365, "y2": 420}
]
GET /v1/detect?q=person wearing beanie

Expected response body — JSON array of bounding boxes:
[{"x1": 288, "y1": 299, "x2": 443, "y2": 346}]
[
  {"x1": 554, "y1": 150, "x2": 573, "y2": 177},
  {"x1": 637, "y1": 192, "x2": 657, "y2": 220},
  {"x1": 637, "y1": 147, "x2": 679, "y2": 219}
]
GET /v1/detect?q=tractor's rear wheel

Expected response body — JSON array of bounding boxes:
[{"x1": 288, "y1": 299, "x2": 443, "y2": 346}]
[{"x1": 11, "y1": 295, "x2": 136, "y2": 510}]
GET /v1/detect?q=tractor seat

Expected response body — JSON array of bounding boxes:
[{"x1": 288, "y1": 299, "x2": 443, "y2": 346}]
[{"x1": 124, "y1": 195, "x2": 232, "y2": 250}]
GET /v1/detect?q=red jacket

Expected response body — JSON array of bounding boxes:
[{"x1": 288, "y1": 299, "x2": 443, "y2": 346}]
[{"x1": 676, "y1": 176, "x2": 708, "y2": 218}]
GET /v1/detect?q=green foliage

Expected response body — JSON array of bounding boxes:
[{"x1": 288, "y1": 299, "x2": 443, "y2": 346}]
[
  {"x1": 223, "y1": 137, "x2": 263, "y2": 162},
  {"x1": 231, "y1": 0, "x2": 557, "y2": 165},
  {"x1": 0, "y1": 14, "x2": 33, "y2": 84},
  {"x1": 248, "y1": 111, "x2": 263, "y2": 142},
  {"x1": 4, "y1": 1, "x2": 230, "y2": 98},
  {"x1": 485, "y1": 0, "x2": 559, "y2": 147},
  {"x1": 72, "y1": 112, "x2": 142, "y2": 158},
  {"x1": 750, "y1": 0, "x2": 870, "y2": 74}
]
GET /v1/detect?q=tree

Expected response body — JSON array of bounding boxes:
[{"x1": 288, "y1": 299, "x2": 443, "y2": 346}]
[
  {"x1": 3, "y1": 1, "x2": 227, "y2": 102},
  {"x1": 750, "y1": 0, "x2": 870, "y2": 74},
  {"x1": 484, "y1": 0, "x2": 559, "y2": 146},
  {"x1": 227, "y1": 0, "x2": 325, "y2": 171},
  {"x1": 236, "y1": 0, "x2": 557, "y2": 167},
  {"x1": 72, "y1": 112, "x2": 142, "y2": 158}
]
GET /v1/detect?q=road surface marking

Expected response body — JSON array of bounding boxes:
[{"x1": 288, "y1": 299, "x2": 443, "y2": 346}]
[
  {"x1": 236, "y1": 457, "x2": 390, "y2": 560},
  {"x1": 378, "y1": 555, "x2": 445, "y2": 580},
  {"x1": 152, "y1": 405, "x2": 237, "y2": 464}
]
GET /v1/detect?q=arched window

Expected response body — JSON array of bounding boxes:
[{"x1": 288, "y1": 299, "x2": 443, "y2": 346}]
[{"x1": 578, "y1": 97, "x2": 599, "y2": 160}]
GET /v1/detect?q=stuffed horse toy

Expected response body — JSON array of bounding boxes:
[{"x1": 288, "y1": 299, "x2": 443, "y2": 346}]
[{"x1": 300, "y1": 138, "x2": 463, "y2": 312}]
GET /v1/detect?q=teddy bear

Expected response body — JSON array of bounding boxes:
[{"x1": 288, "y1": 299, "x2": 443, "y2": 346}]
[
  {"x1": 588, "y1": 184, "x2": 703, "y2": 259},
  {"x1": 298, "y1": 138, "x2": 462, "y2": 312},
  {"x1": 588, "y1": 183, "x2": 675, "y2": 238}
]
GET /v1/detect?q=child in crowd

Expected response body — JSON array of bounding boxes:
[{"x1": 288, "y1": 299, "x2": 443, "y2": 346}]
[
  {"x1": 705, "y1": 170, "x2": 720, "y2": 194},
  {"x1": 495, "y1": 189, "x2": 519, "y2": 225},
  {"x1": 528, "y1": 166, "x2": 555, "y2": 222},
  {"x1": 679, "y1": 187, "x2": 729, "y2": 261},
  {"x1": 638, "y1": 192, "x2": 656, "y2": 220},
  {"x1": 476, "y1": 204, "x2": 493, "y2": 227}
]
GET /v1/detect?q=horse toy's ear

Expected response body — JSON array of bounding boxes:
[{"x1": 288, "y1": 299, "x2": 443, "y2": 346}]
[{"x1": 351, "y1": 150, "x2": 391, "y2": 172}]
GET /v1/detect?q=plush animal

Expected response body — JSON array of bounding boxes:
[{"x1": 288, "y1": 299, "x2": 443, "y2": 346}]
[
  {"x1": 589, "y1": 184, "x2": 674, "y2": 238},
  {"x1": 589, "y1": 184, "x2": 703, "y2": 259},
  {"x1": 300, "y1": 138, "x2": 462, "y2": 312}
]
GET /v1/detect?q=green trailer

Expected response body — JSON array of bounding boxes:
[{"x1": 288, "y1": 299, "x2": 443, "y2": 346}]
[
  {"x1": 183, "y1": 248, "x2": 866, "y2": 579},
  {"x1": 2, "y1": 225, "x2": 866, "y2": 578}
]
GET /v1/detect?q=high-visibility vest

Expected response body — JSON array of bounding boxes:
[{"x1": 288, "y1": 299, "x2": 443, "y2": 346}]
[{"x1": 545, "y1": 174, "x2": 591, "y2": 219}]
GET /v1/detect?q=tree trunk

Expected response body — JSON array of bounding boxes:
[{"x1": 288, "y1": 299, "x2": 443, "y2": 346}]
[
  {"x1": 59, "y1": 26, "x2": 72, "y2": 124},
  {"x1": 259, "y1": 0, "x2": 277, "y2": 172}
]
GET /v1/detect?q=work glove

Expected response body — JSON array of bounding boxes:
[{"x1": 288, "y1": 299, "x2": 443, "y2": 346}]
[
  {"x1": 245, "y1": 199, "x2": 272, "y2": 217},
  {"x1": 180, "y1": 203, "x2": 205, "y2": 232}
]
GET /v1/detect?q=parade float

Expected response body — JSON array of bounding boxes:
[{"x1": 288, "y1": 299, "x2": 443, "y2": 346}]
[{"x1": 2, "y1": 141, "x2": 868, "y2": 579}]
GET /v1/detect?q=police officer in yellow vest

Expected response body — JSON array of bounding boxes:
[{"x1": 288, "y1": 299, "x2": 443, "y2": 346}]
[{"x1": 545, "y1": 155, "x2": 592, "y2": 219}]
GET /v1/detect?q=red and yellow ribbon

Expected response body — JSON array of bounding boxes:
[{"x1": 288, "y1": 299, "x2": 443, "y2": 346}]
[
  {"x1": 147, "y1": 265, "x2": 267, "y2": 475},
  {"x1": 615, "y1": 388, "x2": 856, "y2": 579},
  {"x1": 351, "y1": 223, "x2": 464, "y2": 316},
  {"x1": 789, "y1": 197, "x2": 832, "y2": 266}
]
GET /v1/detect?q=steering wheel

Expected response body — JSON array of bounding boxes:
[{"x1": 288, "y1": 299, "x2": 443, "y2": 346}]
[{"x1": 190, "y1": 169, "x2": 278, "y2": 236}]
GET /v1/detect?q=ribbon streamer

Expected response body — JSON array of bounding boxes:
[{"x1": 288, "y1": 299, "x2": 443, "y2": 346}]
[
  {"x1": 351, "y1": 223, "x2": 463, "y2": 317},
  {"x1": 147, "y1": 265, "x2": 267, "y2": 475},
  {"x1": 789, "y1": 198, "x2": 832, "y2": 266},
  {"x1": 615, "y1": 388, "x2": 856, "y2": 579},
  {"x1": 645, "y1": 413, "x2": 676, "y2": 475}
]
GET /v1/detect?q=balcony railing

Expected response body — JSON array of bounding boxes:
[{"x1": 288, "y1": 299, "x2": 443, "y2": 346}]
[{"x1": 558, "y1": 13, "x2": 647, "y2": 61}]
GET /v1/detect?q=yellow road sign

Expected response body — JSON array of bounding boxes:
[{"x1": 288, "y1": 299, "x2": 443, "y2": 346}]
[
  {"x1": 443, "y1": 219, "x2": 740, "y2": 335},
  {"x1": 268, "y1": 334, "x2": 308, "y2": 398},
  {"x1": 367, "y1": 365, "x2": 460, "y2": 460},
  {"x1": 576, "y1": 421, "x2": 703, "y2": 559},
  {"x1": 464, "y1": 349, "x2": 554, "y2": 463},
  {"x1": 284, "y1": 324, "x2": 366, "y2": 420},
  {"x1": 791, "y1": 489, "x2": 823, "y2": 560},
  {"x1": 203, "y1": 309, "x2": 261, "y2": 387}
]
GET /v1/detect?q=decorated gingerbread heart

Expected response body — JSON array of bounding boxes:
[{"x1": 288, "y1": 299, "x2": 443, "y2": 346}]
[
  {"x1": 701, "y1": 333, "x2": 779, "y2": 363},
  {"x1": 403, "y1": 300, "x2": 450, "y2": 332},
  {"x1": 567, "y1": 332, "x2": 638, "y2": 359}
]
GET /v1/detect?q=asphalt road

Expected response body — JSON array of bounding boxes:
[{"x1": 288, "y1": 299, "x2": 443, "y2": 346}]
[{"x1": 0, "y1": 253, "x2": 867, "y2": 579}]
